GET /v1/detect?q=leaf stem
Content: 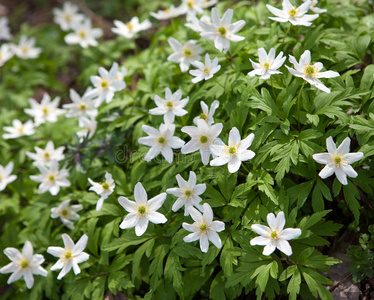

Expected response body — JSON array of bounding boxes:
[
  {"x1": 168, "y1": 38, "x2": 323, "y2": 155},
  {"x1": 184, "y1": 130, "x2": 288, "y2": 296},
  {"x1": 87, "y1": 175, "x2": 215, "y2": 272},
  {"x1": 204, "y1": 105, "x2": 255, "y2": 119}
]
[
  {"x1": 297, "y1": 81, "x2": 306, "y2": 131},
  {"x1": 213, "y1": 77, "x2": 225, "y2": 89},
  {"x1": 241, "y1": 162, "x2": 250, "y2": 174}
]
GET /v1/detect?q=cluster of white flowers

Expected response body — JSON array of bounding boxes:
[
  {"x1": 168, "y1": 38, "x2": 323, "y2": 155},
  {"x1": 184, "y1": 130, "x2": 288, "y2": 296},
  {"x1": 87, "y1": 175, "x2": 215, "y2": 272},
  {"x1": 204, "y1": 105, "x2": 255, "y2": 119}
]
[
  {"x1": 0, "y1": 0, "x2": 368, "y2": 292},
  {"x1": 0, "y1": 16, "x2": 42, "y2": 67},
  {"x1": 53, "y1": 2, "x2": 102, "y2": 48},
  {"x1": 0, "y1": 234, "x2": 89, "y2": 288}
]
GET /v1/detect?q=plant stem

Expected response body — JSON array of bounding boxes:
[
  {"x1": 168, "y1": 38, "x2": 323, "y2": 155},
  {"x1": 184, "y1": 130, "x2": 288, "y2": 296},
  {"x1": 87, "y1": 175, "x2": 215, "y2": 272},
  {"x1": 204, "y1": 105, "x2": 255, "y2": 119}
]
[
  {"x1": 213, "y1": 77, "x2": 224, "y2": 89},
  {"x1": 241, "y1": 162, "x2": 250, "y2": 174},
  {"x1": 297, "y1": 82, "x2": 306, "y2": 131}
]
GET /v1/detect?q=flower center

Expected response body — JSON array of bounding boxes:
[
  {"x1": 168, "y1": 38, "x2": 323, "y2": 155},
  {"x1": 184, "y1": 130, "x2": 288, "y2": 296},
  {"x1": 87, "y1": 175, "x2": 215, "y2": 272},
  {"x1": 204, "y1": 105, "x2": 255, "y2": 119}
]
[
  {"x1": 42, "y1": 107, "x2": 49, "y2": 115},
  {"x1": 44, "y1": 152, "x2": 50, "y2": 159},
  {"x1": 49, "y1": 175, "x2": 55, "y2": 181},
  {"x1": 102, "y1": 182, "x2": 109, "y2": 190},
  {"x1": 224, "y1": 143, "x2": 239, "y2": 156},
  {"x1": 218, "y1": 27, "x2": 226, "y2": 35},
  {"x1": 21, "y1": 46, "x2": 29, "y2": 54},
  {"x1": 288, "y1": 6, "x2": 299, "y2": 17},
  {"x1": 101, "y1": 80, "x2": 109, "y2": 89},
  {"x1": 187, "y1": 0, "x2": 194, "y2": 8},
  {"x1": 263, "y1": 62, "x2": 270, "y2": 69},
  {"x1": 61, "y1": 209, "x2": 68, "y2": 217},
  {"x1": 126, "y1": 22, "x2": 133, "y2": 31},
  {"x1": 135, "y1": 203, "x2": 150, "y2": 217},
  {"x1": 184, "y1": 190, "x2": 192, "y2": 198},
  {"x1": 184, "y1": 48, "x2": 192, "y2": 57},
  {"x1": 18, "y1": 125, "x2": 25, "y2": 133},
  {"x1": 228, "y1": 146, "x2": 236, "y2": 154},
  {"x1": 79, "y1": 104, "x2": 86, "y2": 111},
  {"x1": 158, "y1": 137, "x2": 165, "y2": 144},
  {"x1": 65, "y1": 251, "x2": 72, "y2": 259},
  {"x1": 78, "y1": 30, "x2": 86, "y2": 38},
  {"x1": 166, "y1": 101, "x2": 174, "y2": 108},
  {"x1": 203, "y1": 67, "x2": 210, "y2": 74},
  {"x1": 331, "y1": 154, "x2": 345, "y2": 167},
  {"x1": 64, "y1": 14, "x2": 72, "y2": 22},
  {"x1": 271, "y1": 231, "x2": 278, "y2": 239},
  {"x1": 21, "y1": 259, "x2": 29, "y2": 268},
  {"x1": 199, "y1": 113, "x2": 207, "y2": 120},
  {"x1": 305, "y1": 66, "x2": 315, "y2": 75},
  {"x1": 200, "y1": 135, "x2": 208, "y2": 143}
]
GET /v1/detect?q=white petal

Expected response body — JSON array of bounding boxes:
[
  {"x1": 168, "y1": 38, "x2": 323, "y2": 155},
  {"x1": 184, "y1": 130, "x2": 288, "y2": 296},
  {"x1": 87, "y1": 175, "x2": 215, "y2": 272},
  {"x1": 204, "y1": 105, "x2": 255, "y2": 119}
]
[
  {"x1": 335, "y1": 167, "x2": 348, "y2": 185},
  {"x1": 207, "y1": 231, "x2": 222, "y2": 249},
  {"x1": 250, "y1": 236, "x2": 269, "y2": 246},
  {"x1": 210, "y1": 220, "x2": 225, "y2": 232},
  {"x1": 312, "y1": 153, "x2": 331, "y2": 164},
  {"x1": 73, "y1": 234, "x2": 88, "y2": 254},
  {"x1": 148, "y1": 193, "x2": 167, "y2": 211},
  {"x1": 345, "y1": 153, "x2": 364, "y2": 164},
  {"x1": 120, "y1": 213, "x2": 139, "y2": 229},
  {"x1": 341, "y1": 164, "x2": 358, "y2": 178},
  {"x1": 134, "y1": 182, "x2": 147, "y2": 203},
  {"x1": 118, "y1": 197, "x2": 136, "y2": 212},
  {"x1": 183, "y1": 231, "x2": 200, "y2": 242},
  {"x1": 336, "y1": 137, "x2": 351, "y2": 155},
  {"x1": 251, "y1": 224, "x2": 270, "y2": 236},
  {"x1": 262, "y1": 242, "x2": 276, "y2": 256},
  {"x1": 202, "y1": 203, "x2": 213, "y2": 222},
  {"x1": 62, "y1": 234, "x2": 75, "y2": 250},
  {"x1": 319, "y1": 164, "x2": 335, "y2": 179},
  {"x1": 280, "y1": 228, "x2": 302, "y2": 240},
  {"x1": 275, "y1": 212, "x2": 285, "y2": 230},
  {"x1": 276, "y1": 239, "x2": 293, "y2": 256},
  {"x1": 228, "y1": 157, "x2": 241, "y2": 173},
  {"x1": 147, "y1": 211, "x2": 167, "y2": 224},
  {"x1": 200, "y1": 235, "x2": 209, "y2": 253},
  {"x1": 135, "y1": 217, "x2": 149, "y2": 236}
]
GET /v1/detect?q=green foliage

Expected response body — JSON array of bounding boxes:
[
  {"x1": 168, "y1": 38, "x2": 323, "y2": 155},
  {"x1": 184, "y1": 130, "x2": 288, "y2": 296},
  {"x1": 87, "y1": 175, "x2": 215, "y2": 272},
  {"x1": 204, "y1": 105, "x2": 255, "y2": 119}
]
[{"x1": 1, "y1": 0, "x2": 374, "y2": 299}]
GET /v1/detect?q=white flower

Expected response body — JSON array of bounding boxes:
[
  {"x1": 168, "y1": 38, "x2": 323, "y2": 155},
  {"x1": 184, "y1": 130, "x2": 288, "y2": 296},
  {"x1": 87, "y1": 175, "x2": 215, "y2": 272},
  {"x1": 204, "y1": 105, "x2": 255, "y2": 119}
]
[
  {"x1": 181, "y1": 119, "x2": 223, "y2": 165},
  {"x1": 189, "y1": 53, "x2": 221, "y2": 83},
  {"x1": 63, "y1": 88, "x2": 98, "y2": 126},
  {"x1": 185, "y1": 13, "x2": 212, "y2": 33},
  {"x1": 193, "y1": 100, "x2": 219, "y2": 126},
  {"x1": 47, "y1": 234, "x2": 89, "y2": 280},
  {"x1": 150, "y1": 5, "x2": 183, "y2": 20},
  {"x1": 138, "y1": 124, "x2": 185, "y2": 163},
  {"x1": 166, "y1": 171, "x2": 206, "y2": 216},
  {"x1": 87, "y1": 62, "x2": 126, "y2": 107},
  {"x1": 13, "y1": 36, "x2": 42, "y2": 59},
  {"x1": 25, "y1": 93, "x2": 65, "y2": 126},
  {"x1": 183, "y1": 203, "x2": 225, "y2": 253},
  {"x1": 51, "y1": 199, "x2": 83, "y2": 230},
  {"x1": 30, "y1": 161, "x2": 71, "y2": 196},
  {"x1": 250, "y1": 211, "x2": 301, "y2": 256},
  {"x1": 53, "y1": 2, "x2": 84, "y2": 31},
  {"x1": 199, "y1": 8, "x2": 245, "y2": 53},
  {"x1": 167, "y1": 38, "x2": 204, "y2": 73},
  {"x1": 2, "y1": 119, "x2": 35, "y2": 139},
  {"x1": 76, "y1": 116, "x2": 97, "y2": 141},
  {"x1": 0, "y1": 241, "x2": 47, "y2": 289},
  {"x1": 210, "y1": 127, "x2": 255, "y2": 173},
  {"x1": 285, "y1": 50, "x2": 339, "y2": 93},
  {"x1": 115, "y1": 65, "x2": 128, "y2": 81},
  {"x1": 248, "y1": 48, "x2": 286, "y2": 80},
  {"x1": 0, "y1": 44, "x2": 14, "y2": 67},
  {"x1": 177, "y1": 0, "x2": 205, "y2": 16},
  {"x1": 266, "y1": 0, "x2": 319, "y2": 26},
  {"x1": 26, "y1": 141, "x2": 65, "y2": 167},
  {"x1": 0, "y1": 162, "x2": 17, "y2": 191},
  {"x1": 302, "y1": 0, "x2": 327, "y2": 13},
  {"x1": 112, "y1": 17, "x2": 151, "y2": 39},
  {"x1": 65, "y1": 18, "x2": 103, "y2": 48},
  {"x1": 0, "y1": 17, "x2": 12, "y2": 41},
  {"x1": 118, "y1": 182, "x2": 167, "y2": 236},
  {"x1": 88, "y1": 172, "x2": 115, "y2": 211},
  {"x1": 313, "y1": 136, "x2": 364, "y2": 185},
  {"x1": 149, "y1": 88, "x2": 189, "y2": 124}
]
